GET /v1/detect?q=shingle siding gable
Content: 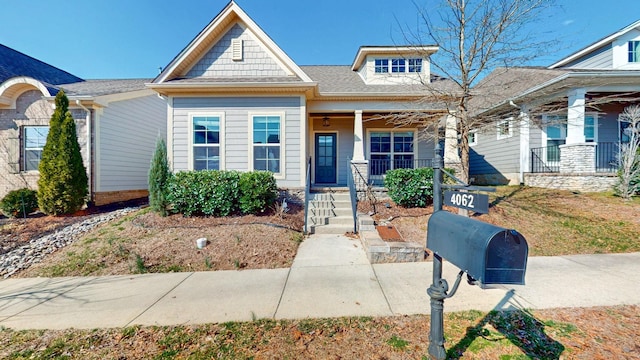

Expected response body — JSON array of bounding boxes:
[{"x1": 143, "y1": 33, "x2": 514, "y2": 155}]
[{"x1": 186, "y1": 24, "x2": 288, "y2": 79}]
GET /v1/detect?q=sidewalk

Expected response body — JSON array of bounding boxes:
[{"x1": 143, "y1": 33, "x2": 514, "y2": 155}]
[{"x1": 0, "y1": 234, "x2": 639, "y2": 330}]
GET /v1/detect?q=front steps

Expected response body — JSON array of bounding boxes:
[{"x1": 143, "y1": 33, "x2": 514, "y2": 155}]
[{"x1": 306, "y1": 191, "x2": 354, "y2": 234}]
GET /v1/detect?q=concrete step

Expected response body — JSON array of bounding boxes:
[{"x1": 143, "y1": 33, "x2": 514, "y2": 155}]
[
  {"x1": 309, "y1": 224, "x2": 354, "y2": 234},
  {"x1": 308, "y1": 192, "x2": 351, "y2": 202},
  {"x1": 309, "y1": 207, "x2": 352, "y2": 217},
  {"x1": 309, "y1": 215, "x2": 354, "y2": 226},
  {"x1": 309, "y1": 200, "x2": 352, "y2": 210}
]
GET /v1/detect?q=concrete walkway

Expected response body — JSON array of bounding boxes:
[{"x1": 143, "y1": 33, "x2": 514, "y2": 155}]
[{"x1": 1, "y1": 234, "x2": 639, "y2": 330}]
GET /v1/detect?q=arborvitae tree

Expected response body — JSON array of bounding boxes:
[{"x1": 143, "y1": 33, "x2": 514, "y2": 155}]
[
  {"x1": 37, "y1": 90, "x2": 88, "y2": 215},
  {"x1": 148, "y1": 136, "x2": 171, "y2": 216}
]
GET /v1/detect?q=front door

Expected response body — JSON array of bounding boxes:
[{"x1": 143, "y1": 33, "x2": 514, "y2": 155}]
[{"x1": 315, "y1": 133, "x2": 336, "y2": 184}]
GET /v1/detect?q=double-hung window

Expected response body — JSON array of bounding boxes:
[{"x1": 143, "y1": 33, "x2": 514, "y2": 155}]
[
  {"x1": 252, "y1": 114, "x2": 282, "y2": 174},
  {"x1": 369, "y1": 130, "x2": 414, "y2": 175},
  {"x1": 629, "y1": 41, "x2": 640, "y2": 63},
  {"x1": 192, "y1": 115, "x2": 221, "y2": 171},
  {"x1": 23, "y1": 126, "x2": 49, "y2": 171}
]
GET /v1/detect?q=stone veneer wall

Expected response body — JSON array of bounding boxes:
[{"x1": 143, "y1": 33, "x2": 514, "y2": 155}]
[
  {"x1": 559, "y1": 143, "x2": 596, "y2": 173},
  {"x1": 524, "y1": 173, "x2": 617, "y2": 192}
]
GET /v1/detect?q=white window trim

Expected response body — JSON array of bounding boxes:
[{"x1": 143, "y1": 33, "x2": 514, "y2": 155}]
[
  {"x1": 468, "y1": 130, "x2": 478, "y2": 146},
  {"x1": 188, "y1": 112, "x2": 225, "y2": 171},
  {"x1": 365, "y1": 128, "x2": 418, "y2": 166},
  {"x1": 248, "y1": 111, "x2": 286, "y2": 179},
  {"x1": 22, "y1": 125, "x2": 49, "y2": 172},
  {"x1": 541, "y1": 113, "x2": 599, "y2": 145},
  {"x1": 374, "y1": 58, "x2": 389, "y2": 73},
  {"x1": 496, "y1": 118, "x2": 513, "y2": 140}
]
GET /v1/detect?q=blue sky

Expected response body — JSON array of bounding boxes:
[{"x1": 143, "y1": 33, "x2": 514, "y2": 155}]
[{"x1": 0, "y1": 0, "x2": 638, "y2": 79}]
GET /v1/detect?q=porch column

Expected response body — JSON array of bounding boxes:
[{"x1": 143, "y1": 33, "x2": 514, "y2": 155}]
[
  {"x1": 443, "y1": 114, "x2": 462, "y2": 175},
  {"x1": 353, "y1": 110, "x2": 365, "y2": 160},
  {"x1": 566, "y1": 88, "x2": 586, "y2": 144},
  {"x1": 351, "y1": 110, "x2": 368, "y2": 190}
]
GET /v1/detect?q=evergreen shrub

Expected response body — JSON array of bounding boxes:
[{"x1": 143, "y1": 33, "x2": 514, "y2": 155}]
[
  {"x1": 148, "y1": 137, "x2": 171, "y2": 216},
  {"x1": 1, "y1": 188, "x2": 38, "y2": 218},
  {"x1": 37, "y1": 90, "x2": 88, "y2": 215}
]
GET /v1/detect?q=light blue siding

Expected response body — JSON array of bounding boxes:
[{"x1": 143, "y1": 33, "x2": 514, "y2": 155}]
[
  {"x1": 172, "y1": 96, "x2": 303, "y2": 187},
  {"x1": 469, "y1": 125, "x2": 521, "y2": 176},
  {"x1": 186, "y1": 24, "x2": 288, "y2": 79}
]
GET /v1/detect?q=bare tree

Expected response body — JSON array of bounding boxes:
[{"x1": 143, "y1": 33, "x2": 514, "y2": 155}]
[
  {"x1": 615, "y1": 105, "x2": 640, "y2": 200},
  {"x1": 391, "y1": 0, "x2": 558, "y2": 182}
]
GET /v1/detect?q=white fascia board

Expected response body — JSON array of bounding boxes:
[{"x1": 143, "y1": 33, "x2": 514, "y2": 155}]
[{"x1": 550, "y1": 20, "x2": 640, "y2": 69}]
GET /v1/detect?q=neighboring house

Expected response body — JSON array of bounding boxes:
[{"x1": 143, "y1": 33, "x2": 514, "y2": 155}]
[
  {"x1": 0, "y1": 44, "x2": 166, "y2": 206},
  {"x1": 469, "y1": 20, "x2": 640, "y2": 192},
  {"x1": 148, "y1": 1, "x2": 456, "y2": 195}
]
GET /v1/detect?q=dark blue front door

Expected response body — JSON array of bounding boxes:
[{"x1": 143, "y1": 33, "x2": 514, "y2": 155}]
[{"x1": 315, "y1": 133, "x2": 336, "y2": 184}]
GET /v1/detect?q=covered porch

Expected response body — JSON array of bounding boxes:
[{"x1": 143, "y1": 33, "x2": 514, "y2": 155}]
[{"x1": 307, "y1": 111, "x2": 436, "y2": 188}]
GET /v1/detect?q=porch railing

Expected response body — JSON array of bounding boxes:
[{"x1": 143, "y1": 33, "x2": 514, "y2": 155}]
[
  {"x1": 595, "y1": 142, "x2": 619, "y2": 173},
  {"x1": 347, "y1": 161, "x2": 359, "y2": 233},
  {"x1": 530, "y1": 142, "x2": 619, "y2": 173},
  {"x1": 369, "y1": 158, "x2": 434, "y2": 186}
]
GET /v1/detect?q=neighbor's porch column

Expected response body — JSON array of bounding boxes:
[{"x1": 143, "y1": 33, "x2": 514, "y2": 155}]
[
  {"x1": 353, "y1": 110, "x2": 365, "y2": 160},
  {"x1": 443, "y1": 114, "x2": 462, "y2": 175},
  {"x1": 560, "y1": 88, "x2": 596, "y2": 173},
  {"x1": 566, "y1": 88, "x2": 586, "y2": 144}
]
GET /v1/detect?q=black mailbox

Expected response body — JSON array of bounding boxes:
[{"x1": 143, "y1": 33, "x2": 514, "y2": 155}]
[{"x1": 427, "y1": 211, "x2": 528, "y2": 287}]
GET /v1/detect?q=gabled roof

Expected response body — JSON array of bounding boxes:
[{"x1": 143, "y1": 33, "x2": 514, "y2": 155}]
[
  {"x1": 152, "y1": 1, "x2": 312, "y2": 84},
  {"x1": 549, "y1": 19, "x2": 640, "y2": 69}
]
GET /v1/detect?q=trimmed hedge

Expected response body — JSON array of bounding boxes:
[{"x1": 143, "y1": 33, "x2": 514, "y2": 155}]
[
  {"x1": 166, "y1": 170, "x2": 277, "y2": 216},
  {"x1": 384, "y1": 168, "x2": 435, "y2": 208},
  {"x1": 1, "y1": 188, "x2": 38, "y2": 218}
]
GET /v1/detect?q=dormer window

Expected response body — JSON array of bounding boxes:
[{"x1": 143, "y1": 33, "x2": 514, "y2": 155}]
[
  {"x1": 391, "y1": 59, "x2": 405, "y2": 73},
  {"x1": 375, "y1": 59, "x2": 389, "y2": 73},
  {"x1": 629, "y1": 41, "x2": 640, "y2": 63},
  {"x1": 408, "y1": 58, "x2": 422, "y2": 73}
]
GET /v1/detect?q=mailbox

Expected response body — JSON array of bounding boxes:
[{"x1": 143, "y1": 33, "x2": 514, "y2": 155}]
[{"x1": 427, "y1": 211, "x2": 528, "y2": 286}]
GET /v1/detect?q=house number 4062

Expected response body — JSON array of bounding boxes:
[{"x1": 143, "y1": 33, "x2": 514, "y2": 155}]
[{"x1": 449, "y1": 193, "x2": 475, "y2": 208}]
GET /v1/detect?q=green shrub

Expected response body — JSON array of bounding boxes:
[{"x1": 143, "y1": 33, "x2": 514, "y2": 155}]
[
  {"x1": 166, "y1": 170, "x2": 241, "y2": 216},
  {"x1": 148, "y1": 137, "x2": 171, "y2": 216},
  {"x1": 384, "y1": 167, "x2": 435, "y2": 208},
  {"x1": 1, "y1": 188, "x2": 38, "y2": 218},
  {"x1": 239, "y1": 171, "x2": 277, "y2": 214},
  {"x1": 37, "y1": 90, "x2": 88, "y2": 215}
]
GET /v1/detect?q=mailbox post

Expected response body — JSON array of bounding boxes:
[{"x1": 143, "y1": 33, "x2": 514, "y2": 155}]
[{"x1": 426, "y1": 143, "x2": 528, "y2": 359}]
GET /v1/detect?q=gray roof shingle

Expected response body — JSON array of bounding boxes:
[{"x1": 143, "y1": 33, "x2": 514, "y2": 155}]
[
  {"x1": 61, "y1": 79, "x2": 152, "y2": 96},
  {"x1": 0, "y1": 44, "x2": 84, "y2": 88},
  {"x1": 300, "y1": 65, "x2": 458, "y2": 96}
]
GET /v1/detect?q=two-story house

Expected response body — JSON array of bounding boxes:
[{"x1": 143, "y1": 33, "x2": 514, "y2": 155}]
[{"x1": 468, "y1": 20, "x2": 640, "y2": 191}]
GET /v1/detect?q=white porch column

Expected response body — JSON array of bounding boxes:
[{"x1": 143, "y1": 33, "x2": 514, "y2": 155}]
[
  {"x1": 566, "y1": 88, "x2": 586, "y2": 144},
  {"x1": 443, "y1": 114, "x2": 461, "y2": 173},
  {"x1": 353, "y1": 110, "x2": 365, "y2": 160}
]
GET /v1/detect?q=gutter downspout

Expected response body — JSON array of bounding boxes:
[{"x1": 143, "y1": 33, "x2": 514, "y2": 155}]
[{"x1": 76, "y1": 100, "x2": 93, "y2": 204}]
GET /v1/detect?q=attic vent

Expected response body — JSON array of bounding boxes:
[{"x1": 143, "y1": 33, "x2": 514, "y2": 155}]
[{"x1": 232, "y1": 39, "x2": 243, "y2": 61}]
